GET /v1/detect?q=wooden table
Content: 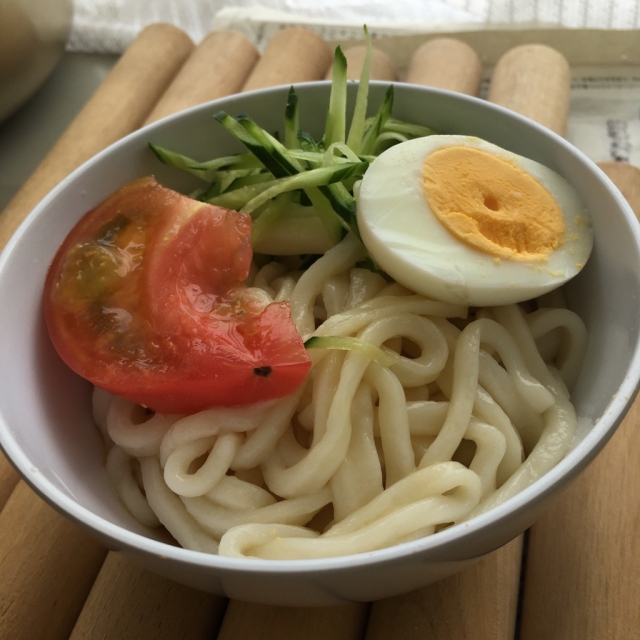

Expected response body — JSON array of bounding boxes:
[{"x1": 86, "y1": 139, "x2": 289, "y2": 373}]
[{"x1": 0, "y1": 23, "x2": 639, "y2": 640}]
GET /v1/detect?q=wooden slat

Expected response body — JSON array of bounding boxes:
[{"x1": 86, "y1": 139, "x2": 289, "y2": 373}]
[
  {"x1": 0, "y1": 23, "x2": 193, "y2": 250},
  {"x1": 242, "y1": 27, "x2": 333, "y2": 92},
  {"x1": 168, "y1": 24, "x2": 363, "y2": 634},
  {"x1": 0, "y1": 22, "x2": 196, "y2": 640},
  {"x1": 598, "y1": 162, "x2": 640, "y2": 213},
  {"x1": 0, "y1": 483, "x2": 107, "y2": 640},
  {"x1": 63, "y1": 28, "x2": 286, "y2": 637},
  {"x1": 404, "y1": 38, "x2": 483, "y2": 95},
  {"x1": 364, "y1": 38, "x2": 567, "y2": 639},
  {"x1": 325, "y1": 46, "x2": 398, "y2": 81},
  {"x1": 69, "y1": 553, "x2": 226, "y2": 640},
  {"x1": 211, "y1": 28, "x2": 373, "y2": 637},
  {"x1": 487, "y1": 44, "x2": 571, "y2": 136},
  {"x1": 218, "y1": 602, "x2": 369, "y2": 640},
  {"x1": 0, "y1": 453, "x2": 19, "y2": 511},
  {"x1": 145, "y1": 29, "x2": 259, "y2": 124},
  {"x1": 365, "y1": 537, "x2": 523, "y2": 640},
  {"x1": 0, "y1": 23, "x2": 194, "y2": 512},
  {"x1": 6, "y1": 25, "x2": 633, "y2": 639},
  {"x1": 519, "y1": 164, "x2": 640, "y2": 640},
  {"x1": 488, "y1": 40, "x2": 640, "y2": 638},
  {"x1": 520, "y1": 398, "x2": 640, "y2": 639}
]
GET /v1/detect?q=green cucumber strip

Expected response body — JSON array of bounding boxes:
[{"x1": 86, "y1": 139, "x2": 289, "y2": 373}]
[
  {"x1": 324, "y1": 46, "x2": 348, "y2": 147},
  {"x1": 281, "y1": 140, "x2": 348, "y2": 238},
  {"x1": 241, "y1": 162, "x2": 367, "y2": 216},
  {"x1": 360, "y1": 85, "x2": 394, "y2": 156},
  {"x1": 224, "y1": 172, "x2": 272, "y2": 191},
  {"x1": 382, "y1": 118, "x2": 437, "y2": 138},
  {"x1": 205, "y1": 178, "x2": 280, "y2": 209},
  {"x1": 294, "y1": 135, "x2": 360, "y2": 231},
  {"x1": 373, "y1": 131, "x2": 409, "y2": 154},
  {"x1": 149, "y1": 144, "x2": 223, "y2": 182},
  {"x1": 218, "y1": 172, "x2": 236, "y2": 194},
  {"x1": 200, "y1": 182, "x2": 221, "y2": 201},
  {"x1": 213, "y1": 112, "x2": 262, "y2": 149},
  {"x1": 216, "y1": 171, "x2": 273, "y2": 195},
  {"x1": 304, "y1": 336, "x2": 401, "y2": 367},
  {"x1": 284, "y1": 87, "x2": 300, "y2": 150},
  {"x1": 303, "y1": 187, "x2": 348, "y2": 241},
  {"x1": 236, "y1": 115, "x2": 305, "y2": 176},
  {"x1": 217, "y1": 168, "x2": 263, "y2": 193},
  {"x1": 287, "y1": 149, "x2": 376, "y2": 165},
  {"x1": 189, "y1": 154, "x2": 262, "y2": 172},
  {"x1": 251, "y1": 192, "x2": 294, "y2": 243},
  {"x1": 232, "y1": 119, "x2": 348, "y2": 243},
  {"x1": 252, "y1": 205, "x2": 336, "y2": 256},
  {"x1": 287, "y1": 149, "x2": 350, "y2": 164},
  {"x1": 213, "y1": 112, "x2": 288, "y2": 176},
  {"x1": 298, "y1": 131, "x2": 321, "y2": 151},
  {"x1": 217, "y1": 113, "x2": 356, "y2": 236},
  {"x1": 318, "y1": 181, "x2": 359, "y2": 234},
  {"x1": 298, "y1": 132, "x2": 323, "y2": 166},
  {"x1": 346, "y1": 25, "x2": 373, "y2": 154},
  {"x1": 323, "y1": 142, "x2": 362, "y2": 165}
]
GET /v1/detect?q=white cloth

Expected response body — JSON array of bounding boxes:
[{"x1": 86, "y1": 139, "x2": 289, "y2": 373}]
[{"x1": 68, "y1": 0, "x2": 640, "y2": 54}]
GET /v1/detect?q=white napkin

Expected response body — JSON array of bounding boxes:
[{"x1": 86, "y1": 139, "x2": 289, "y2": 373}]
[{"x1": 67, "y1": 0, "x2": 640, "y2": 54}]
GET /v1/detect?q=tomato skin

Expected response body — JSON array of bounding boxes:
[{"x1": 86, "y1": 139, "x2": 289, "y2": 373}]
[{"x1": 44, "y1": 177, "x2": 311, "y2": 414}]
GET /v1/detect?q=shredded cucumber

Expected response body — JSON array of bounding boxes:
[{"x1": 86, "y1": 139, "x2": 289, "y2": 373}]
[
  {"x1": 346, "y1": 25, "x2": 373, "y2": 154},
  {"x1": 304, "y1": 336, "x2": 401, "y2": 367},
  {"x1": 149, "y1": 26, "x2": 438, "y2": 259},
  {"x1": 284, "y1": 87, "x2": 300, "y2": 150},
  {"x1": 240, "y1": 162, "x2": 368, "y2": 216},
  {"x1": 324, "y1": 47, "x2": 348, "y2": 146},
  {"x1": 360, "y1": 85, "x2": 394, "y2": 156}
]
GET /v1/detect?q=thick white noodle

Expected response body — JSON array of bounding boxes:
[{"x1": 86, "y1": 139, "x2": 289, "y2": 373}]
[
  {"x1": 366, "y1": 364, "x2": 415, "y2": 487},
  {"x1": 329, "y1": 380, "x2": 384, "y2": 522},
  {"x1": 140, "y1": 457, "x2": 219, "y2": 554},
  {"x1": 206, "y1": 475, "x2": 276, "y2": 510},
  {"x1": 163, "y1": 432, "x2": 242, "y2": 497},
  {"x1": 183, "y1": 487, "x2": 332, "y2": 540},
  {"x1": 289, "y1": 233, "x2": 366, "y2": 337},
  {"x1": 105, "y1": 445, "x2": 160, "y2": 527},
  {"x1": 526, "y1": 307, "x2": 588, "y2": 390},
  {"x1": 107, "y1": 396, "x2": 178, "y2": 457},
  {"x1": 219, "y1": 463, "x2": 481, "y2": 559},
  {"x1": 96, "y1": 236, "x2": 585, "y2": 560}
]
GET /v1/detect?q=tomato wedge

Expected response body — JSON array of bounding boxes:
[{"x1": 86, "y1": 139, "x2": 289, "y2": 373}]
[{"x1": 44, "y1": 177, "x2": 311, "y2": 414}]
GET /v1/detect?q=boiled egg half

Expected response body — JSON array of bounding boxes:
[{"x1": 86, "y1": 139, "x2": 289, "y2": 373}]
[{"x1": 356, "y1": 135, "x2": 593, "y2": 306}]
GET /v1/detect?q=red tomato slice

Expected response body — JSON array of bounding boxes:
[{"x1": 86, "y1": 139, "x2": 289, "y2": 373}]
[{"x1": 44, "y1": 176, "x2": 311, "y2": 414}]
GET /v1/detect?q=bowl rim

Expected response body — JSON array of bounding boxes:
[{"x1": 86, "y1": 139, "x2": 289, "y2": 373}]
[{"x1": 2, "y1": 80, "x2": 640, "y2": 574}]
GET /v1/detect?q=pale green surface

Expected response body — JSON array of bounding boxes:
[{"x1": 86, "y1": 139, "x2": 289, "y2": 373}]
[{"x1": 0, "y1": 52, "x2": 117, "y2": 212}]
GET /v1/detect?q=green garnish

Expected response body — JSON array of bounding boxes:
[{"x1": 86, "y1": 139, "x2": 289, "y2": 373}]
[{"x1": 149, "y1": 26, "x2": 438, "y2": 261}]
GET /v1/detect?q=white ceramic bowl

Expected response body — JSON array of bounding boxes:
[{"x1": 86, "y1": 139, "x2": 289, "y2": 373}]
[{"x1": 1, "y1": 83, "x2": 640, "y2": 606}]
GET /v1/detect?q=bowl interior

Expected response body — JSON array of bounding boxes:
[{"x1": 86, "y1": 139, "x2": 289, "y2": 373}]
[{"x1": 1, "y1": 83, "x2": 640, "y2": 565}]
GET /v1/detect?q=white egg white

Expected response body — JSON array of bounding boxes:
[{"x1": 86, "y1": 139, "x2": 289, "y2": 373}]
[{"x1": 356, "y1": 135, "x2": 593, "y2": 306}]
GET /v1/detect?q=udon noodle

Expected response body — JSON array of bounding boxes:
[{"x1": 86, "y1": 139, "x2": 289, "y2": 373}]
[{"x1": 95, "y1": 233, "x2": 586, "y2": 559}]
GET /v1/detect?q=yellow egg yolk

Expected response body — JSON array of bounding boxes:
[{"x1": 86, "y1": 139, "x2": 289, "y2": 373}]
[{"x1": 421, "y1": 146, "x2": 566, "y2": 261}]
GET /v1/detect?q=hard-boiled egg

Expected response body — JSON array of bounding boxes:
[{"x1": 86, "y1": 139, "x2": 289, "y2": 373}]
[{"x1": 356, "y1": 135, "x2": 593, "y2": 306}]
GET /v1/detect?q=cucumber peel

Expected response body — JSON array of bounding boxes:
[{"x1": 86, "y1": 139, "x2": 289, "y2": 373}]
[{"x1": 324, "y1": 47, "x2": 348, "y2": 146}]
